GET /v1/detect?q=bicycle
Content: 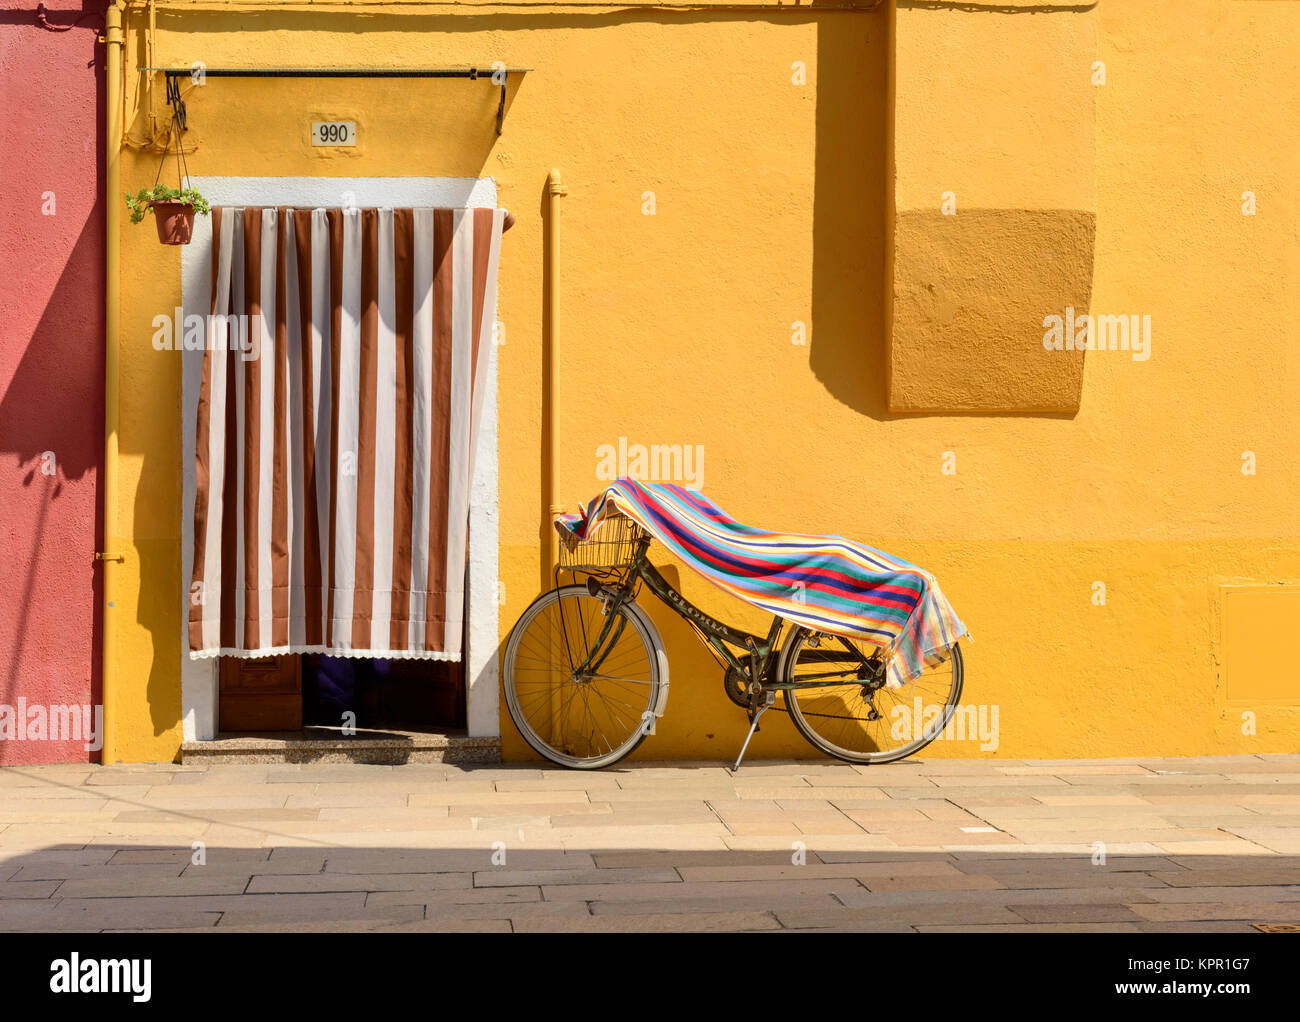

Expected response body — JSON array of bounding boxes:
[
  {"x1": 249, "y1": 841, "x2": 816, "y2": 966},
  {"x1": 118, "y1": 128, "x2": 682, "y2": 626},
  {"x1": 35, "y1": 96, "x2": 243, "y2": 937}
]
[{"x1": 503, "y1": 514, "x2": 964, "y2": 770}]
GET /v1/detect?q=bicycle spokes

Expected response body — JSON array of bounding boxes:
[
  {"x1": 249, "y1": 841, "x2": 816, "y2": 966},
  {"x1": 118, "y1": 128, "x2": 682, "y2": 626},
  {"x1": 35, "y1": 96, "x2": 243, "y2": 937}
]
[
  {"x1": 783, "y1": 632, "x2": 963, "y2": 762},
  {"x1": 505, "y1": 587, "x2": 660, "y2": 766}
]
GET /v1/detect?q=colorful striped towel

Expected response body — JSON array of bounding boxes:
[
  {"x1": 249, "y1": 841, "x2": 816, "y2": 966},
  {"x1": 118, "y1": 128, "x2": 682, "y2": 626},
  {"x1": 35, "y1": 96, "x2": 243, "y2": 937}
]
[{"x1": 555, "y1": 478, "x2": 969, "y2": 689}]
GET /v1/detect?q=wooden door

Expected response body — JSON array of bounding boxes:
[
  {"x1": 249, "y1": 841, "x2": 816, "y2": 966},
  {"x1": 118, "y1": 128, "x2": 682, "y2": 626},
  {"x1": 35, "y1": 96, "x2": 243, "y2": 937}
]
[{"x1": 219, "y1": 656, "x2": 302, "y2": 732}]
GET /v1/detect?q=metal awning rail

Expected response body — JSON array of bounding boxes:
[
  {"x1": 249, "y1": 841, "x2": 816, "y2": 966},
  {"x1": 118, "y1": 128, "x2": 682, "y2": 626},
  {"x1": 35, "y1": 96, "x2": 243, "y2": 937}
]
[
  {"x1": 142, "y1": 66, "x2": 533, "y2": 133},
  {"x1": 141, "y1": 66, "x2": 532, "y2": 76}
]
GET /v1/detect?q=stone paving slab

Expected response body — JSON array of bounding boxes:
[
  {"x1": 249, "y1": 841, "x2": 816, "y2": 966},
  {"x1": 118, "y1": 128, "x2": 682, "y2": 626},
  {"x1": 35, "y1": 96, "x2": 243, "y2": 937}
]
[
  {"x1": 832, "y1": 885, "x2": 1163, "y2": 908},
  {"x1": 0, "y1": 754, "x2": 1298, "y2": 931},
  {"x1": 916, "y1": 922, "x2": 1146, "y2": 933},
  {"x1": 511, "y1": 910, "x2": 783, "y2": 932}
]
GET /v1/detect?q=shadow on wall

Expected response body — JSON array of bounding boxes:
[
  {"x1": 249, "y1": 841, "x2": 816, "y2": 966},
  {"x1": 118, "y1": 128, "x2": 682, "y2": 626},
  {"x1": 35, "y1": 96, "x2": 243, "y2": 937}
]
[
  {"x1": 0, "y1": 220, "x2": 103, "y2": 710},
  {"x1": 808, "y1": 3, "x2": 889, "y2": 420},
  {"x1": 809, "y1": 0, "x2": 1098, "y2": 420},
  {"x1": 0, "y1": 214, "x2": 105, "y2": 483}
]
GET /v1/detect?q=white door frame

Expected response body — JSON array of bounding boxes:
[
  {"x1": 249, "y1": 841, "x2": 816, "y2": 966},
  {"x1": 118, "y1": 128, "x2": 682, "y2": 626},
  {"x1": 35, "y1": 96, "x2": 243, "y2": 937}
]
[{"x1": 179, "y1": 177, "x2": 501, "y2": 741}]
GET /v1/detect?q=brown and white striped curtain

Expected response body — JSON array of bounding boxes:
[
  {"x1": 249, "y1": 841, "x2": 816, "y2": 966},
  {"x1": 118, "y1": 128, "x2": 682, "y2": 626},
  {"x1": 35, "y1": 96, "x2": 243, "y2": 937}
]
[{"x1": 189, "y1": 206, "x2": 505, "y2": 661}]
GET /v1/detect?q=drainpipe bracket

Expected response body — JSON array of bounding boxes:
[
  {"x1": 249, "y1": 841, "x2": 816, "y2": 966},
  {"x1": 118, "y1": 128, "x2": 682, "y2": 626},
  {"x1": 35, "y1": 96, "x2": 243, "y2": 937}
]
[
  {"x1": 95, "y1": 552, "x2": 126, "y2": 563},
  {"x1": 495, "y1": 72, "x2": 508, "y2": 135}
]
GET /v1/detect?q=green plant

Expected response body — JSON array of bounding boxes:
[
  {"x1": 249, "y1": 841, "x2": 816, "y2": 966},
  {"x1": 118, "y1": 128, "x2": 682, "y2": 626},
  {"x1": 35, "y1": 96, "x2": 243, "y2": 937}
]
[{"x1": 125, "y1": 185, "x2": 211, "y2": 225}]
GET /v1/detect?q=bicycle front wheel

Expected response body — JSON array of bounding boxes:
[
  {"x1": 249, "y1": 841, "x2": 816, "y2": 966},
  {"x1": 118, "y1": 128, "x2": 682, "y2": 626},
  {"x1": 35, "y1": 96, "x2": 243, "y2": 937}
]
[
  {"x1": 503, "y1": 585, "x2": 663, "y2": 769},
  {"x1": 778, "y1": 629, "x2": 963, "y2": 765}
]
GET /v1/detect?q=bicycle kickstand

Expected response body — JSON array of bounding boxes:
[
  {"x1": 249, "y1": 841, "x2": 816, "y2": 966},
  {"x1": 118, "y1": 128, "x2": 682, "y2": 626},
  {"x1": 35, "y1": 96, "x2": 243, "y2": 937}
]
[{"x1": 731, "y1": 691, "x2": 777, "y2": 773}]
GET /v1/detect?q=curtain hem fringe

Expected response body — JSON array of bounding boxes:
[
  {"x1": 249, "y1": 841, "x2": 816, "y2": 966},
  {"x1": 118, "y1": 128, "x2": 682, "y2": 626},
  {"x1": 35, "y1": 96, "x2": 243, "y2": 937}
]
[{"x1": 189, "y1": 646, "x2": 463, "y2": 662}]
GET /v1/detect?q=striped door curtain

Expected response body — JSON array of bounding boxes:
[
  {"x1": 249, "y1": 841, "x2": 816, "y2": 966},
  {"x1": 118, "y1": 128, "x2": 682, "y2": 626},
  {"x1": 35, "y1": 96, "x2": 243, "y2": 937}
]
[{"x1": 189, "y1": 206, "x2": 506, "y2": 660}]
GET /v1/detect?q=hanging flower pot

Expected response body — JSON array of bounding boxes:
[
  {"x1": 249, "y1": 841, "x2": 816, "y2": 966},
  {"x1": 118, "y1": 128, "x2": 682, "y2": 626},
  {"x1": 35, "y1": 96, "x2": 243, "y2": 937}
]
[
  {"x1": 148, "y1": 199, "x2": 198, "y2": 245},
  {"x1": 126, "y1": 186, "x2": 210, "y2": 247},
  {"x1": 125, "y1": 112, "x2": 209, "y2": 246}
]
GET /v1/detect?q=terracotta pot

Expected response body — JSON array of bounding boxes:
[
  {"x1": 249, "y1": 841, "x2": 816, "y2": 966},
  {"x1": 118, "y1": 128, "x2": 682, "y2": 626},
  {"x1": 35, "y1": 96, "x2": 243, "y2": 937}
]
[{"x1": 150, "y1": 200, "x2": 196, "y2": 245}]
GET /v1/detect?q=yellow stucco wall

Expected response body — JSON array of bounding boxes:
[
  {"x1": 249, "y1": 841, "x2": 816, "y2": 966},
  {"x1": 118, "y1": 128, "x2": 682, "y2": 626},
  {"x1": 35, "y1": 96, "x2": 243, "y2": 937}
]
[{"x1": 111, "y1": 0, "x2": 1299, "y2": 763}]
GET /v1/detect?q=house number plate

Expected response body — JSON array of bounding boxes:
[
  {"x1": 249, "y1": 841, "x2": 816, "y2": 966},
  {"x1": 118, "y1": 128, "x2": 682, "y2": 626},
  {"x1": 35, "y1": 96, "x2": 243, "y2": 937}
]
[{"x1": 311, "y1": 121, "x2": 357, "y2": 146}]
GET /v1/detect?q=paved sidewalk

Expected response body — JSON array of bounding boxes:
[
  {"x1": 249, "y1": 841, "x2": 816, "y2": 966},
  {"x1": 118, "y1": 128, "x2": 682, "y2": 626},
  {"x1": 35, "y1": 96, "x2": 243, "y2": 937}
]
[{"x1": 1, "y1": 754, "x2": 1299, "y2": 932}]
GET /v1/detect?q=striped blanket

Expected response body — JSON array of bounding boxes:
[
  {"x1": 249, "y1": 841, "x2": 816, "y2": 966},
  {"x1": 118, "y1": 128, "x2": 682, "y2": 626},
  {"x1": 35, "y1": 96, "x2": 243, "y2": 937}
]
[{"x1": 554, "y1": 479, "x2": 968, "y2": 689}]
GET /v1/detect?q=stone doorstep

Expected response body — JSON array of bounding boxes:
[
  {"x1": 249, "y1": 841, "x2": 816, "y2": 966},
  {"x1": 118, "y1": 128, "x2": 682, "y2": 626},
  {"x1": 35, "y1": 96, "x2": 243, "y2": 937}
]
[{"x1": 180, "y1": 732, "x2": 501, "y2": 766}]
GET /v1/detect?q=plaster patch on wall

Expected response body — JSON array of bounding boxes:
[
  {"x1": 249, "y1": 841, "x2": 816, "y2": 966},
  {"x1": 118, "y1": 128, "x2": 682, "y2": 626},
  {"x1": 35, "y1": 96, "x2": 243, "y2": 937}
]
[
  {"x1": 889, "y1": 208, "x2": 1096, "y2": 413},
  {"x1": 1219, "y1": 585, "x2": 1300, "y2": 704}
]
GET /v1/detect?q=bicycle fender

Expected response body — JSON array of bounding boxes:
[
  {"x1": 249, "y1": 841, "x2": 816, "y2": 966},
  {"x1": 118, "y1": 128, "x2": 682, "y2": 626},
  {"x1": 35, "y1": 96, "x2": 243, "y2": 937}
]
[{"x1": 624, "y1": 600, "x2": 670, "y2": 725}]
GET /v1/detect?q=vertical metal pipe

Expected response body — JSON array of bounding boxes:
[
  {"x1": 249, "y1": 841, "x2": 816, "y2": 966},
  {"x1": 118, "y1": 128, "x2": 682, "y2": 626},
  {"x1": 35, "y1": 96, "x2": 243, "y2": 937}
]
[
  {"x1": 545, "y1": 169, "x2": 567, "y2": 574},
  {"x1": 147, "y1": 1, "x2": 157, "y2": 143},
  {"x1": 101, "y1": 1, "x2": 124, "y2": 764},
  {"x1": 544, "y1": 169, "x2": 567, "y2": 746}
]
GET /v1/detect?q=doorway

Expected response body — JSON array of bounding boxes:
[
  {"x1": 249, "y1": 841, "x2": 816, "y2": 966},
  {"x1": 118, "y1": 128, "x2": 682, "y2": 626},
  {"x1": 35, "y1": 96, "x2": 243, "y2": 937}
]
[
  {"x1": 179, "y1": 176, "x2": 502, "y2": 745},
  {"x1": 217, "y1": 653, "x2": 466, "y2": 733}
]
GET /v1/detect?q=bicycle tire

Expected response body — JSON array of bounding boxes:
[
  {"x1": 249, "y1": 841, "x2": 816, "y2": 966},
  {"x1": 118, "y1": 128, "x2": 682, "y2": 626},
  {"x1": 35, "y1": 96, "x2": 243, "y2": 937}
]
[
  {"x1": 778, "y1": 630, "x2": 964, "y2": 765},
  {"x1": 503, "y1": 585, "x2": 664, "y2": 769}
]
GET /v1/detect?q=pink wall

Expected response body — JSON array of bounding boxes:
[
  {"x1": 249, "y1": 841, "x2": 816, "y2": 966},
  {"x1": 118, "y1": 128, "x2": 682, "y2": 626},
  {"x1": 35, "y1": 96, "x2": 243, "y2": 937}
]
[{"x1": 0, "y1": 1, "x2": 105, "y2": 763}]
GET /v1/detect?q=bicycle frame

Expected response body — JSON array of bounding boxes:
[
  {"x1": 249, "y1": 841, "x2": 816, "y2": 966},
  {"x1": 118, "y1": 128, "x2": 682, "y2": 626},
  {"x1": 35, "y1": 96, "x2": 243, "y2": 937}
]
[
  {"x1": 526, "y1": 524, "x2": 951, "y2": 771},
  {"x1": 561, "y1": 536, "x2": 880, "y2": 694}
]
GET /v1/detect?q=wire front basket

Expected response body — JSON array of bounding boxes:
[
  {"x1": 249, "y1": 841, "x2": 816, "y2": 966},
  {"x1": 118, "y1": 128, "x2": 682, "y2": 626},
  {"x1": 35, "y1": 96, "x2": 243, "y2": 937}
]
[{"x1": 558, "y1": 514, "x2": 649, "y2": 576}]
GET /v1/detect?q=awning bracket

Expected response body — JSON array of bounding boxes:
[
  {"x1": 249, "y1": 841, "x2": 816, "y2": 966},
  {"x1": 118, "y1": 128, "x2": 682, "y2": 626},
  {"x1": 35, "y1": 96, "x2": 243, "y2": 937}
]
[{"x1": 165, "y1": 73, "x2": 187, "y2": 132}]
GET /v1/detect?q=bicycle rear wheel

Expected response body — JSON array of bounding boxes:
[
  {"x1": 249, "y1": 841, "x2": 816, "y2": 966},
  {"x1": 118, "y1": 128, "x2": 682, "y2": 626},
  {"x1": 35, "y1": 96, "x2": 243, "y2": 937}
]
[
  {"x1": 778, "y1": 628, "x2": 963, "y2": 764},
  {"x1": 503, "y1": 585, "x2": 663, "y2": 769}
]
